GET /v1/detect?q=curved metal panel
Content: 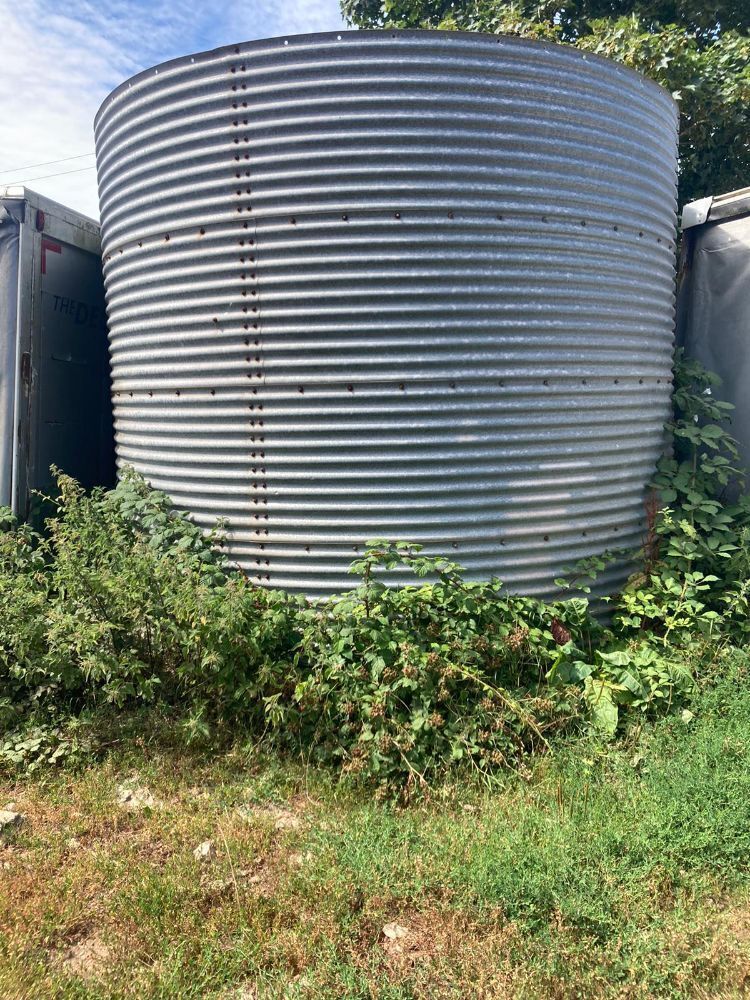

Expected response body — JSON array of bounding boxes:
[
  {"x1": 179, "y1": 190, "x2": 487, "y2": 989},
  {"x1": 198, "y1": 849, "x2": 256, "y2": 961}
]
[{"x1": 94, "y1": 29, "x2": 678, "y2": 597}]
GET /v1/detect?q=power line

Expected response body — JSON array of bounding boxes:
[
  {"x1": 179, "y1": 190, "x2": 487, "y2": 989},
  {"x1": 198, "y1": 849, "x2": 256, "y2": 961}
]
[
  {"x1": 0, "y1": 151, "x2": 95, "y2": 175},
  {"x1": 0, "y1": 164, "x2": 97, "y2": 186}
]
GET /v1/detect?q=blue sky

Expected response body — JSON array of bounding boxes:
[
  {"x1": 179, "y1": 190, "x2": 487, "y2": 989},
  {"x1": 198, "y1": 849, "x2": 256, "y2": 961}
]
[{"x1": 0, "y1": 0, "x2": 347, "y2": 218}]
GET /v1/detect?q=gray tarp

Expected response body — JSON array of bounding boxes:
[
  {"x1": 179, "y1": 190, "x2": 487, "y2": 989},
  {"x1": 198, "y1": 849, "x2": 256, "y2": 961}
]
[
  {"x1": 0, "y1": 202, "x2": 21, "y2": 509},
  {"x1": 677, "y1": 210, "x2": 750, "y2": 475}
]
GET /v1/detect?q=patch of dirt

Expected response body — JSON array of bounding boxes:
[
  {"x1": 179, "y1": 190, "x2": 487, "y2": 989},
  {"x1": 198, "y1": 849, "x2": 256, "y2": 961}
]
[
  {"x1": 60, "y1": 933, "x2": 112, "y2": 980},
  {"x1": 238, "y1": 801, "x2": 305, "y2": 833},
  {"x1": 116, "y1": 784, "x2": 158, "y2": 811},
  {"x1": 353, "y1": 905, "x2": 523, "y2": 997},
  {"x1": 227, "y1": 983, "x2": 259, "y2": 999},
  {"x1": 237, "y1": 856, "x2": 278, "y2": 898}
]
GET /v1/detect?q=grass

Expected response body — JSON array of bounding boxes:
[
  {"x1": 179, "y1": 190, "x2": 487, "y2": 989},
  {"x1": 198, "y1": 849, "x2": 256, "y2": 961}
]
[{"x1": 1, "y1": 668, "x2": 750, "y2": 999}]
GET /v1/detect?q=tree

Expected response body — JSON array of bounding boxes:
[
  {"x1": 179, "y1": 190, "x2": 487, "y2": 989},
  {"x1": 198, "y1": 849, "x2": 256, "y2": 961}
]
[{"x1": 341, "y1": 0, "x2": 750, "y2": 207}]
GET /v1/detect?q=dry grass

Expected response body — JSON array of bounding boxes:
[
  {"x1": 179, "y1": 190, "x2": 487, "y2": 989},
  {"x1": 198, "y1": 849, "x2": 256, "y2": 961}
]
[{"x1": 1, "y1": 697, "x2": 750, "y2": 999}]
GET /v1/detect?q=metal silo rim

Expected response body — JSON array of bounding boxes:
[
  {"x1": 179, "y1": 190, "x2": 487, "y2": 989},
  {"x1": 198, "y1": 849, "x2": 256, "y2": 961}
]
[{"x1": 93, "y1": 28, "x2": 676, "y2": 130}]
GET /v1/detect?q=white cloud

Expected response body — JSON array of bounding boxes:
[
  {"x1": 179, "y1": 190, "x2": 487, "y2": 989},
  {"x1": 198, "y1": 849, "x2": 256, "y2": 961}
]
[
  {"x1": 0, "y1": 0, "x2": 346, "y2": 220},
  {"x1": 229, "y1": 0, "x2": 348, "y2": 37}
]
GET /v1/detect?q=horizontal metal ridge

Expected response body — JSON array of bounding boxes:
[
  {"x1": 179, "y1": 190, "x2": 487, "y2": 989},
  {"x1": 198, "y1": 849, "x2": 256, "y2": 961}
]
[{"x1": 96, "y1": 29, "x2": 678, "y2": 598}]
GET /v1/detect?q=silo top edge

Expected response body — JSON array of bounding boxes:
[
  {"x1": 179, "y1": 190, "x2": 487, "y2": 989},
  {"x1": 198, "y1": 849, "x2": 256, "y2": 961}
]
[{"x1": 94, "y1": 27, "x2": 677, "y2": 129}]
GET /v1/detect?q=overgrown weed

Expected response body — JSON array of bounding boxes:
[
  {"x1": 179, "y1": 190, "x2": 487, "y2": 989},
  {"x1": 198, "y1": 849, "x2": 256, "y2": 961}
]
[{"x1": 1, "y1": 353, "x2": 750, "y2": 794}]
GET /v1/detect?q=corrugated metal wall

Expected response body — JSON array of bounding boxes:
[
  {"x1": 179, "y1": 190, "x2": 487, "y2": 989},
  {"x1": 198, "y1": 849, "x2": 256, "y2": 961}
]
[{"x1": 94, "y1": 29, "x2": 678, "y2": 597}]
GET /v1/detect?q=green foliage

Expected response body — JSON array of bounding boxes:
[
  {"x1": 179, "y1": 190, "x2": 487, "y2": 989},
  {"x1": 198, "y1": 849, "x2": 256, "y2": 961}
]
[
  {"x1": 0, "y1": 469, "x2": 299, "y2": 721},
  {"x1": 288, "y1": 541, "x2": 598, "y2": 789},
  {"x1": 616, "y1": 352, "x2": 750, "y2": 644},
  {"x1": 1, "y1": 352, "x2": 750, "y2": 792},
  {"x1": 340, "y1": 0, "x2": 750, "y2": 206}
]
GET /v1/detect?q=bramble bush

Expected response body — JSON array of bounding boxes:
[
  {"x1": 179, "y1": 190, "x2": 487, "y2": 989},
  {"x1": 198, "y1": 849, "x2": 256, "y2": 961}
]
[{"x1": 0, "y1": 353, "x2": 748, "y2": 791}]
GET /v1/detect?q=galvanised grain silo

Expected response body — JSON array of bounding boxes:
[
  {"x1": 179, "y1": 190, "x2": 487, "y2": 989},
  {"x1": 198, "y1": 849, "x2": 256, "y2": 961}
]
[{"x1": 94, "y1": 30, "x2": 678, "y2": 598}]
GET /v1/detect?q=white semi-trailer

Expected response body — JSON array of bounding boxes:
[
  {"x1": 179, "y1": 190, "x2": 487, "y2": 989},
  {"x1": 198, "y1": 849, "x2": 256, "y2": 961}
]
[{"x1": 0, "y1": 186, "x2": 114, "y2": 522}]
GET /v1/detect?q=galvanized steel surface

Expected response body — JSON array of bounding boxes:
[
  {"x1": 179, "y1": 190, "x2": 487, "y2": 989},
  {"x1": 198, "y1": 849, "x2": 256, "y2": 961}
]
[{"x1": 94, "y1": 29, "x2": 678, "y2": 597}]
